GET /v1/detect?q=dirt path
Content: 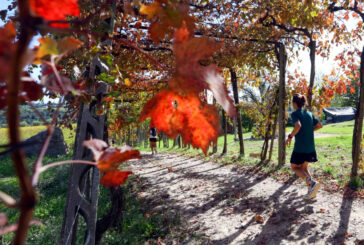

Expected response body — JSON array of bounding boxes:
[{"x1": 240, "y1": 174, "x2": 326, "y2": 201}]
[{"x1": 129, "y1": 153, "x2": 364, "y2": 245}]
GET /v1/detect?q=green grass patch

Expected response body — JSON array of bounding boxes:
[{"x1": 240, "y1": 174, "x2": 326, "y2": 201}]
[
  {"x1": 286, "y1": 120, "x2": 356, "y2": 135},
  {"x1": 0, "y1": 125, "x2": 76, "y2": 147},
  {"x1": 0, "y1": 153, "x2": 184, "y2": 244},
  {"x1": 140, "y1": 120, "x2": 362, "y2": 190}
]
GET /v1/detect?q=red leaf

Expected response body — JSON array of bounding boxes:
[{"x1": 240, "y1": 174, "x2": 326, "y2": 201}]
[
  {"x1": 100, "y1": 171, "x2": 133, "y2": 187},
  {"x1": 30, "y1": 0, "x2": 80, "y2": 28},
  {"x1": 83, "y1": 139, "x2": 140, "y2": 172},
  {"x1": 83, "y1": 139, "x2": 108, "y2": 161},
  {"x1": 171, "y1": 35, "x2": 235, "y2": 117},
  {"x1": 1, "y1": 77, "x2": 43, "y2": 110},
  {"x1": 0, "y1": 22, "x2": 16, "y2": 82},
  {"x1": 41, "y1": 64, "x2": 79, "y2": 95},
  {"x1": 0, "y1": 84, "x2": 6, "y2": 110},
  {"x1": 204, "y1": 67, "x2": 236, "y2": 117},
  {"x1": 21, "y1": 79, "x2": 43, "y2": 101},
  {"x1": 350, "y1": 86, "x2": 356, "y2": 94},
  {"x1": 140, "y1": 90, "x2": 221, "y2": 154},
  {"x1": 97, "y1": 147, "x2": 141, "y2": 172},
  {"x1": 83, "y1": 139, "x2": 140, "y2": 187},
  {"x1": 140, "y1": 1, "x2": 195, "y2": 42}
]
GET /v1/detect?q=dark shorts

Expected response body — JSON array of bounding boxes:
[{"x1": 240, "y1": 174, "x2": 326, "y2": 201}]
[
  {"x1": 290, "y1": 151, "x2": 317, "y2": 165},
  {"x1": 149, "y1": 138, "x2": 157, "y2": 142}
]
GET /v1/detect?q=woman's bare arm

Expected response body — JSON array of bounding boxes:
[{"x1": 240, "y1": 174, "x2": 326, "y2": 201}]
[
  {"x1": 290, "y1": 121, "x2": 302, "y2": 137},
  {"x1": 314, "y1": 122, "x2": 323, "y2": 131}
]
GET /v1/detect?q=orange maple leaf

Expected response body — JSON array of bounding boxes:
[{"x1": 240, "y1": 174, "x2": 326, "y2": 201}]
[
  {"x1": 140, "y1": 1, "x2": 195, "y2": 42},
  {"x1": 30, "y1": 0, "x2": 80, "y2": 28},
  {"x1": 97, "y1": 147, "x2": 141, "y2": 172},
  {"x1": 350, "y1": 86, "x2": 356, "y2": 94},
  {"x1": 83, "y1": 139, "x2": 140, "y2": 187},
  {"x1": 100, "y1": 171, "x2": 133, "y2": 187},
  {"x1": 171, "y1": 35, "x2": 236, "y2": 117},
  {"x1": 140, "y1": 90, "x2": 221, "y2": 154}
]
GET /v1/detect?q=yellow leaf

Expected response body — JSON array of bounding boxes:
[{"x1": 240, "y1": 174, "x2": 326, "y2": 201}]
[
  {"x1": 140, "y1": 3, "x2": 161, "y2": 19},
  {"x1": 36, "y1": 37, "x2": 59, "y2": 59},
  {"x1": 124, "y1": 78, "x2": 131, "y2": 86},
  {"x1": 58, "y1": 37, "x2": 83, "y2": 54}
]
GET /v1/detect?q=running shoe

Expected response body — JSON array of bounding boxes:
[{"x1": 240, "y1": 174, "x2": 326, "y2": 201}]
[{"x1": 307, "y1": 181, "x2": 320, "y2": 199}]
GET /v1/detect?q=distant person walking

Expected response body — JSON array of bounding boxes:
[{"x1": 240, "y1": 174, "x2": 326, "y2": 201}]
[
  {"x1": 149, "y1": 126, "x2": 157, "y2": 155},
  {"x1": 286, "y1": 93, "x2": 323, "y2": 199}
]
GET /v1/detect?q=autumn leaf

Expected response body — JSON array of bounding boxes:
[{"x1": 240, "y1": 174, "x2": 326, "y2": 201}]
[
  {"x1": 350, "y1": 86, "x2": 355, "y2": 94},
  {"x1": 1, "y1": 76, "x2": 43, "y2": 110},
  {"x1": 20, "y1": 79, "x2": 43, "y2": 102},
  {"x1": 41, "y1": 64, "x2": 80, "y2": 95},
  {"x1": 139, "y1": 1, "x2": 195, "y2": 42},
  {"x1": 36, "y1": 37, "x2": 58, "y2": 59},
  {"x1": 83, "y1": 139, "x2": 140, "y2": 187},
  {"x1": 254, "y1": 214, "x2": 264, "y2": 223},
  {"x1": 29, "y1": 0, "x2": 80, "y2": 28},
  {"x1": 100, "y1": 171, "x2": 133, "y2": 187},
  {"x1": 140, "y1": 90, "x2": 221, "y2": 154},
  {"x1": 97, "y1": 146, "x2": 141, "y2": 172},
  {"x1": 204, "y1": 67, "x2": 237, "y2": 117},
  {"x1": 171, "y1": 35, "x2": 236, "y2": 117},
  {"x1": 0, "y1": 84, "x2": 6, "y2": 110},
  {"x1": 140, "y1": 2, "x2": 162, "y2": 19},
  {"x1": 83, "y1": 138, "x2": 108, "y2": 161},
  {"x1": 36, "y1": 37, "x2": 83, "y2": 61},
  {"x1": 58, "y1": 37, "x2": 83, "y2": 54},
  {"x1": 0, "y1": 22, "x2": 16, "y2": 82}
]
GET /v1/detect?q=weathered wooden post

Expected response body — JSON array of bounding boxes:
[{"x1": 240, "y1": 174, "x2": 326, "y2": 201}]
[{"x1": 60, "y1": 6, "x2": 115, "y2": 243}]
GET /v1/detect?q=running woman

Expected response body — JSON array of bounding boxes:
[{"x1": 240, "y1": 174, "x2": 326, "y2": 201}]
[
  {"x1": 149, "y1": 126, "x2": 157, "y2": 155},
  {"x1": 286, "y1": 93, "x2": 323, "y2": 199}
]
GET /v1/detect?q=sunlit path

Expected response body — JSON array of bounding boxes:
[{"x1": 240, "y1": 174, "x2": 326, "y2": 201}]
[{"x1": 129, "y1": 153, "x2": 364, "y2": 245}]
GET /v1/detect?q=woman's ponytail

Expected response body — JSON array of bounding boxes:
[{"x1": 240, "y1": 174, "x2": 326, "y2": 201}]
[{"x1": 292, "y1": 93, "x2": 307, "y2": 108}]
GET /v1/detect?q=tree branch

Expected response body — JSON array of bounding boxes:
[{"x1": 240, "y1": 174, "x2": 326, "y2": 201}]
[{"x1": 7, "y1": 0, "x2": 37, "y2": 243}]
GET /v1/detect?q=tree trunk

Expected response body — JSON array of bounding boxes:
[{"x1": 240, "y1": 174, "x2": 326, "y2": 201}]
[
  {"x1": 127, "y1": 125, "x2": 131, "y2": 146},
  {"x1": 212, "y1": 98, "x2": 218, "y2": 153},
  {"x1": 277, "y1": 44, "x2": 287, "y2": 166},
  {"x1": 158, "y1": 133, "x2": 161, "y2": 148},
  {"x1": 144, "y1": 124, "x2": 148, "y2": 148},
  {"x1": 233, "y1": 119, "x2": 237, "y2": 141},
  {"x1": 261, "y1": 91, "x2": 279, "y2": 162},
  {"x1": 230, "y1": 68, "x2": 244, "y2": 156},
  {"x1": 307, "y1": 40, "x2": 316, "y2": 111},
  {"x1": 269, "y1": 114, "x2": 278, "y2": 161},
  {"x1": 351, "y1": 45, "x2": 364, "y2": 181},
  {"x1": 221, "y1": 110, "x2": 227, "y2": 155}
]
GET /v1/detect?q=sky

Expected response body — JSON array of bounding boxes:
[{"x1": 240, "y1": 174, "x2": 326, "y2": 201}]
[
  {"x1": 0, "y1": 1, "x2": 362, "y2": 90},
  {"x1": 0, "y1": 0, "x2": 41, "y2": 80}
]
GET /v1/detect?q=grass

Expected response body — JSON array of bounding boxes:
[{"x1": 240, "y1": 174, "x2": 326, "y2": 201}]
[
  {"x1": 0, "y1": 124, "x2": 76, "y2": 147},
  {"x1": 0, "y1": 120, "x2": 362, "y2": 243},
  {"x1": 137, "y1": 120, "x2": 363, "y2": 190},
  {"x1": 286, "y1": 120, "x2": 356, "y2": 135},
  {"x1": 0, "y1": 125, "x2": 187, "y2": 244},
  {"x1": 0, "y1": 153, "x2": 184, "y2": 244}
]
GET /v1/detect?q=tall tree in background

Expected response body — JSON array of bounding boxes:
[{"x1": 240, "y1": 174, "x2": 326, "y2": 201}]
[
  {"x1": 230, "y1": 68, "x2": 244, "y2": 156},
  {"x1": 328, "y1": 0, "x2": 364, "y2": 182}
]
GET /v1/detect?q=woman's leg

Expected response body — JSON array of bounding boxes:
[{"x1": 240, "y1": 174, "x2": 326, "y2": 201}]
[
  {"x1": 302, "y1": 162, "x2": 312, "y2": 182},
  {"x1": 291, "y1": 163, "x2": 308, "y2": 180}
]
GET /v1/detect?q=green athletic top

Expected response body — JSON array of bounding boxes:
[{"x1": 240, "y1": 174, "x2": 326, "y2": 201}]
[{"x1": 291, "y1": 109, "x2": 319, "y2": 153}]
